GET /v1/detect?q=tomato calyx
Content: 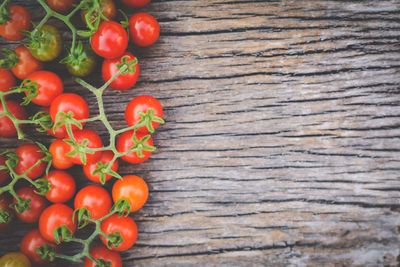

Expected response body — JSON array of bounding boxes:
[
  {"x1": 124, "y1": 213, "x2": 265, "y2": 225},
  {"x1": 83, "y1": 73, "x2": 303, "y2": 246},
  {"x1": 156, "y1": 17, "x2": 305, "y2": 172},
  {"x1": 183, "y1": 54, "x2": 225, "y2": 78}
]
[
  {"x1": 73, "y1": 207, "x2": 92, "y2": 229},
  {"x1": 94, "y1": 258, "x2": 112, "y2": 267},
  {"x1": 0, "y1": 48, "x2": 18, "y2": 69},
  {"x1": 115, "y1": 55, "x2": 138, "y2": 75},
  {"x1": 11, "y1": 196, "x2": 31, "y2": 213},
  {"x1": 104, "y1": 231, "x2": 123, "y2": 250},
  {"x1": 30, "y1": 111, "x2": 54, "y2": 132},
  {"x1": 0, "y1": 205, "x2": 13, "y2": 224},
  {"x1": 12, "y1": 78, "x2": 39, "y2": 105},
  {"x1": 127, "y1": 133, "x2": 156, "y2": 158},
  {"x1": 0, "y1": 149, "x2": 19, "y2": 170},
  {"x1": 0, "y1": 1, "x2": 10, "y2": 25},
  {"x1": 53, "y1": 111, "x2": 84, "y2": 133},
  {"x1": 92, "y1": 161, "x2": 122, "y2": 184},
  {"x1": 111, "y1": 198, "x2": 132, "y2": 217},
  {"x1": 79, "y1": 0, "x2": 106, "y2": 37},
  {"x1": 136, "y1": 108, "x2": 165, "y2": 133},
  {"x1": 53, "y1": 224, "x2": 74, "y2": 244},
  {"x1": 64, "y1": 138, "x2": 94, "y2": 165},
  {"x1": 33, "y1": 178, "x2": 52, "y2": 195},
  {"x1": 35, "y1": 243, "x2": 56, "y2": 262}
]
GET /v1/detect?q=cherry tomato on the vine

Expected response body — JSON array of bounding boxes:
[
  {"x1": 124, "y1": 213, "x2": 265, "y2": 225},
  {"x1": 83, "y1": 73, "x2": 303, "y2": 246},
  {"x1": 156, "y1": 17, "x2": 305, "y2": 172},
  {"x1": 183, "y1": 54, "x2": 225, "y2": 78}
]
[
  {"x1": 39, "y1": 203, "x2": 76, "y2": 243},
  {"x1": 64, "y1": 128, "x2": 103, "y2": 165},
  {"x1": 46, "y1": 0, "x2": 76, "y2": 13},
  {"x1": 121, "y1": 0, "x2": 150, "y2": 8},
  {"x1": 0, "y1": 67, "x2": 16, "y2": 95},
  {"x1": 14, "y1": 187, "x2": 48, "y2": 223},
  {"x1": 81, "y1": 0, "x2": 116, "y2": 26},
  {"x1": 117, "y1": 130, "x2": 153, "y2": 164},
  {"x1": 28, "y1": 24, "x2": 63, "y2": 62},
  {"x1": 12, "y1": 45, "x2": 43, "y2": 80},
  {"x1": 0, "y1": 5, "x2": 31, "y2": 41},
  {"x1": 125, "y1": 95, "x2": 163, "y2": 133},
  {"x1": 44, "y1": 170, "x2": 76, "y2": 203},
  {"x1": 83, "y1": 150, "x2": 119, "y2": 184},
  {"x1": 91, "y1": 21, "x2": 128, "y2": 59},
  {"x1": 112, "y1": 175, "x2": 148, "y2": 213},
  {"x1": 20, "y1": 229, "x2": 58, "y2": 266},
  {"x1": 0, "y1": 155, "x2": 9, "y2": 185},
  {"x1": 0, "y1": 252, "x2": 31, "y2": 267},
  {"x1": 64, "y1": 44, "x2": 97, "y2": 77},
  {"x1": 0, "y1": 194, "x2": 13, "y2": 231},
  {"x1": 49, "y1": 139, "x2": 74, "y2": 170},
  {"x1": 0, "y1": 100, "x2": 26, "y2": 137},
  {"x1": 25, "y1": 71, "x2": 64, "y2": 107},
  {"x1": 100, "y1": 214, "x2": 137, "y2": 251},
  {"x1": 41, "y1": 107, "x2": 66, "y2": 139},
  {"x1": 14, "y1": 144, "x2": 47, "y2": 179},
  {"x1": 129, "y1": 13, "x2": 160, "y2": 47},
  {"x1": 84, "y1": 245, "x2": 122, "y2": 267},
  {"x1": 74, "y1": 185, "x2": 112, "y2": 220},
  {"x1": 102, "y1": 52, "x2": 140, "y2": 91}
]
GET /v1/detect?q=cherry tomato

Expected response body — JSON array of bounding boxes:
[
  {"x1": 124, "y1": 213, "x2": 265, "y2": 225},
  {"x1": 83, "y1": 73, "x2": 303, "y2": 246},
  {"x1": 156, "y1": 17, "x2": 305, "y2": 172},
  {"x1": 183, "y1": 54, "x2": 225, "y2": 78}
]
[
  {"x1": 0, "y1": 5, "x2": 31, "y2": 41},
  {"x1": 121, "y1": 0, "x2": 150, "y2": 8},
  {"x1": 49, "y1": 139, "x2": 74, "y2": 170},
  {"x1": 112, "y1": 175, "x2": 148, "y2": 213},
  {"x1": 41, "y1": 107, "x2": 66, "y2": 139},
  {"x1": 117, "y1": 130, "x2": 153, "y2": 164},
  {"x1": 125, "y1": 95, "x2": 163, "y2": 133},
  {"x1": 84, "y1": 245, "x2": 122, "y2": 267},
  {"x1": 49, "y1": 93, "x2": 90, "y2": 137},
  {"x1": 46, "y1": 0, "x2": 75, "y2": 13},
  {"x1": 129, "y1": 13, "x2": 159, "y2": 47},
  {"x1": 64, "y1": 128, "x2": 103, "y2": 165},
  {"x1": 0, "y1": 194, "x2": 13, "y2": 231},
  {"x1": 0, "y1": 252, "x2": 31, "y2": 267},
  {"x1": 28, "y1": 25, "x2": 63, "y2": 62},
  {"x1": 14, "y1": 187, "x2": 48, "y2": 223},
  {"x1": 20, "y1": 229, "x2": 58, "y2": 266},
  {"x1": 14, "y1": 144, "x2": 46, "y2": 179},
  {"x1": 102, "y1": 52, "x2": 140, "y2": 91},
  {"x1": 39, "y1": 203, "x2": 76, "y2": 243},
  {"x1": 91, "y1": 21, "x2": 128, "y2": 59},
  {"x1": 12, "y1": 45, "x2": 43, "y2": 80},
  {"x1": 0, "y1": 67, "x2": 16, "y2": 95},
  {"x1": 81, "y1": 0, "x2": 116, "y2": 26},
  {"x1": 83, "y1": 151, "x2": 119, "y2": 184},
  {"x1": 0, "y1": 155, "x2": 9, "y2": 185},
  {"x1": 74, "y1": 185, "x2": 112, "y2": 220},
  {"x1": 0, "y1": 100, "x2": 26, "y2": 137},
  {"x1": 25, "y1": 71, "x2": 64, "y2": 107},
  {"x1": 65, "y1": 44, "x2": 97, "y2": 77},
  {"x1": 100, "y1": 214, "x2": 137, "y2": 251},
  {"x1": 44, "y1": 170, "x2": 76, "y2": 203}
]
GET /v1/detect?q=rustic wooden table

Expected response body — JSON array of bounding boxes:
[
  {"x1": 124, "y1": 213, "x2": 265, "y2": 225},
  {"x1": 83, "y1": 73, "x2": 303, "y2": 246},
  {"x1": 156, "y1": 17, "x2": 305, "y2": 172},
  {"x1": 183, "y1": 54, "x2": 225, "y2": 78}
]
[{"x1": 1, "y1": 0, "x2": 400, "y2": 266}]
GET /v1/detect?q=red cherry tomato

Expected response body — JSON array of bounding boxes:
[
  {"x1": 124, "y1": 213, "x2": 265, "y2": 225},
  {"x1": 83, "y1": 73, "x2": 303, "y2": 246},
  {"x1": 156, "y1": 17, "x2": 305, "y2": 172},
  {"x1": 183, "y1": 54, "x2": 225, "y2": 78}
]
[
  {"x1": 14, "y1": 144, "x2": 47, "y2": 179},
  {"x1": 125, "y1": 95, "x2": 163, "y2": 133},
  {"x1": 25, "y1": 71, "x2": 64, "y2": 107},
  {"x1": 112, "y1": 175, "x2": 148, "y2": 213},
  {"x1": 14, "y1": 187, "x2": 48, "y2": 223},
  {"x1": 49, "y1": 139, "x2": 74, "y2": 170},
  {"x1": 91, "y1": 21, "x2": 128, "y2": 59},
  {"x1": 49, "y1": 93, "x2": 90, "y2": 137},
  {"x1": 102, "y1": 52, "x2": 139, "y2": 91},
  {"x1": 46, "y1": 0, "x2": 75, "y2": 13},
  {"x1": 44, "y1": 170, "x2": 76, "y2": 203},
  {"x1": 117, "y1": 130, "x2": 153, "y2": 164},
  {"x1": 0, "y1": 5, "x2": 31, "y2": 41},
  {"x1": 129, "y1": 13, "x2": 159, "y2": 47},
  {"x1": 12, "y1": 45, "x2": 43, "y2": 80},
  {"x1": 39, "y1": 203, "x2": 76, "y2": 243},
  {"x1": 100, "y1": 214, "x2": 137, "y2": 251},
  {"x1": 83, "y1": 151, "x2": 119, "y2": 184},
  {"x1": 121, "y1": 0, "x2": 150, "y2": 8},
  {"x1": 20, "y1": 229, "x2": 58, "y2": 266},
  {"x1": 0, "y1": 194, "x2": 13, "y2": 231},
  {"x1": 0, "y1": 100, "x2": 26, "y2": 137},
  {"x1": 84, "y1": 245, "x2": 122, "y2": 267},
  {"x1": 64, "y1": 128, "x2": 103, "y2": 165},
  {"x1": 0, "y1": 155, "x2": 9, "y2": 185},
  {"x1": 74, "y1": 185, "x2": 112, "y2": 220},
  {"x1": 0, "y1": 67, "x2": 16, "y2": 95}
]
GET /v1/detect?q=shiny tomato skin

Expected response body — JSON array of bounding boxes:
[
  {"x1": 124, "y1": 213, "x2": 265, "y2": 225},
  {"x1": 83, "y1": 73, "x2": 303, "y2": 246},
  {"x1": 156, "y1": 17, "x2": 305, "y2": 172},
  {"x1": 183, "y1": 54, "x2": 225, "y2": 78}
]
[
  {"x1": 25, "y1": 71, "x2": 64, "y2": 107},
  {"x1": 100, "y1": 214, "x2": 137, "y2": 251},
  {"x1": 39, "y1": 203, "x2": 76, "y2": 243},
  {"x1": 0, "y1": 100, "x2": 26, "y2": 137},
  {"x1": 0, "y1": 252, "x2": 31, "y2": 267},
  {"x1": 102, "y1": 52, "x2": 139, "y2": 91},
  {"x1": 84, "y1": 245, "x2": 122, "y2": 267},
  {"x1": 44, "y1": 170, "x2": 76, "y2": 203},
  {"x1": 125, "y1": 95, "x2": 163, "y2": 133},
  {"x1": 74, "y1": 185, "x2": 112, "y2": 220},
  {"x1": 49, "y1": 93, "x2": 90, "y2": 135},
  {"x1": 12, "y1": 45, "x2": 43, "y2": 80},
  {"x1": 49, "y1": 139, "x2": 74, "y2": 170},
  {"x1": 0, "y1": 5, "x2": 31, "y2": 41},
  {"x1": 91, "y1": 21, "x2": 128, "y2": 59},
  {"x1": 20, "y1": 229, "x2": 58, "y2": 266},
  {"x1": 83, "y1": 150, "x2": 118, "y2": 183},
  {"x1": 129, "y1": 13, "x2": 159, "y2": 47},
  {"x1": 46, "y1": 0, "x2": 75, "y2": 13},
  {"x1": 0, "y1": 67, "x2": 16, "y2": 95},
  {"x1": 81, "y1": 0, "x2": 116, "y2": 26},
  {"x1": 14, "y1": 144, "x2": 47, "y2": 179},
  {"x1": 14, "y1": 187, "x2": 48, "y2": 223},
  {"x1": 117, "y1": 130, "x2": 153, "y2": 164},
  {"x1": 0, "y1": 194, "x2": 13, "y2": 231},
  {"x1": 121, "y1": 0, "x2": 150, "y2": 8},
  {"x1": 0, "y1": 155, "x2": 9, "y2": 185},
  {"x1": 64, "y1": 128, "x2": 103, "y2": 165},
  {"x1": 112, "y1": 175, "x2": 148, "y2": 213}
]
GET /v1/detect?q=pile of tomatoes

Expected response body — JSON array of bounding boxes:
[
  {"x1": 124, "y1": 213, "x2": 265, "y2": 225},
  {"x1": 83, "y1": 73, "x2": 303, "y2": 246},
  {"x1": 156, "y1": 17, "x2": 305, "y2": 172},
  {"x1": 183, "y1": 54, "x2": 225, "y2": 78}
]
[{"x1": 0, "y1": 0, "x2": 164, "y2": 266}]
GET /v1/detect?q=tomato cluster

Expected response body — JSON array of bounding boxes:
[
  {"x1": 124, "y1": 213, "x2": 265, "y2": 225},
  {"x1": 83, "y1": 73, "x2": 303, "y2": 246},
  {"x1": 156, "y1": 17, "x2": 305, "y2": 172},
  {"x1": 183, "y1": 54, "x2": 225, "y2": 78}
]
[{"x1": 0, "y1": 0, "x2": 164, "y2": 266}]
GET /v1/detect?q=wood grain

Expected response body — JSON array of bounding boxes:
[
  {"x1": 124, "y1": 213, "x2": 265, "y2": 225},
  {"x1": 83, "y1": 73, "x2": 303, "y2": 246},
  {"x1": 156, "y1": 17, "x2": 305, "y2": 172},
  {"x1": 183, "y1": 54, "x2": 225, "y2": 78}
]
[{"x1": 1, "y1": 0, "x2": 400, "y2": 266}]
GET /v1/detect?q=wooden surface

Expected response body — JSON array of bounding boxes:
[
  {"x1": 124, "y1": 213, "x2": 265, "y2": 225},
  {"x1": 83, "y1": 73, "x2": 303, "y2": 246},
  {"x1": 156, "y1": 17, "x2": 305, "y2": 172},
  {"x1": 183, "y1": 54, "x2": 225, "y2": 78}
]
[{"x1": 1, "y1": 0, "x2": 400, "y2": 266}]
